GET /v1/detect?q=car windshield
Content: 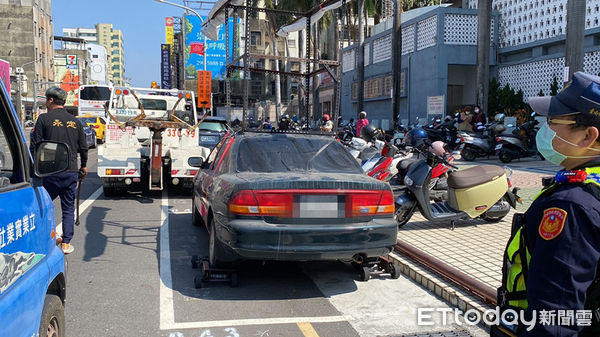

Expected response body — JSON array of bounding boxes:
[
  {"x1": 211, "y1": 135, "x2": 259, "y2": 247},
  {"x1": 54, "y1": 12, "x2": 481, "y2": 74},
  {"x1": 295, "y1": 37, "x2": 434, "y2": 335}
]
[
  {"x1": 77, "y1": 117, "x2": 97, "y2": 124},
  {"x1": 236, "y1": 136, "x2": 362, "y2": 173},
  {"x1": 198, "y1": 121, "x2": 227, "y2": 132}
]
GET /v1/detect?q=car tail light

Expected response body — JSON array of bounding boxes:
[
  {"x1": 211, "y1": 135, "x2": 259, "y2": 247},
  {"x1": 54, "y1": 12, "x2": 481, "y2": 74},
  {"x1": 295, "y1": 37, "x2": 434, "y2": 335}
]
[
  {"x1": 346, "y1": 190, "x2": 394, "y2": 217},
  {"x1": 93, "y1": 125, "x2": 100, "y2": 129},
  {"x1": 496, "y1": 137, "x2": 502, "y2": 142},
  {"x1": 123, "y1": 89, "x2": 130, "y2": 95},
  {"x1": 228, "y1": 189, "x2": 394, "y2": 218},
  {"x1": 186, "y1": 170, "x2": 198, "y2": 176},
  {"x1": 229, "y1": 190, "x2": 293, "y2": 217},
  {"x1": 106, "y1": 169, "x2": 125, "y2": 175}
]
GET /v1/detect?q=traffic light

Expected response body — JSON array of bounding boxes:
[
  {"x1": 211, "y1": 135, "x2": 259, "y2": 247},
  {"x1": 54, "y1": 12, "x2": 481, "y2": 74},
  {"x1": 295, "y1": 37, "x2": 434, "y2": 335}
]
[{"x1": 151, "y1": 81, "x2": 158, "y2": 89}]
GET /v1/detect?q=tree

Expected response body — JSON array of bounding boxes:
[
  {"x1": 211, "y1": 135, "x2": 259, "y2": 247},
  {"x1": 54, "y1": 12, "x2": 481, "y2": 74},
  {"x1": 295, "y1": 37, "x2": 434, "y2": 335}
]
[
  {"x1": 550, "y1": 76, "x2": 559, "y2": 96},
  {"x1": 565, "y1": 0, "x2": 585, "y2": 83},
  {"x1": 476, "y1": 0, "x2": 491, "y2": 116}
]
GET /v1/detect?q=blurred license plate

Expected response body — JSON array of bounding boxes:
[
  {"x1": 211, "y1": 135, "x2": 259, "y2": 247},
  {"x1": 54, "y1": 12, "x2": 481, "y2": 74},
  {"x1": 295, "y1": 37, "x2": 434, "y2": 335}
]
[
  {"x1": 495, "y1": 144, "x2": 502, "y2": 150},
  {"x1": 296, "y1": 195, "x2": 344, "y2": 218},
  {"x1": 200, "y1": 136, "x2": 218, "y2": 142}
]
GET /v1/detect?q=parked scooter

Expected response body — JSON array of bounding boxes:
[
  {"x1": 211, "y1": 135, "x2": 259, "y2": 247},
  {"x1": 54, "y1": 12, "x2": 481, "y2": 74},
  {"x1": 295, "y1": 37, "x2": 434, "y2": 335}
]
[
  {"x1": 496, "y1": 114, "x2": 544, "y2": 163},
  {"x1": 393, "y1": 148, "x2": 520, "y2": 228},
  {"x1": 459, "y1": 113, "x2": 514, "y2": 161}
]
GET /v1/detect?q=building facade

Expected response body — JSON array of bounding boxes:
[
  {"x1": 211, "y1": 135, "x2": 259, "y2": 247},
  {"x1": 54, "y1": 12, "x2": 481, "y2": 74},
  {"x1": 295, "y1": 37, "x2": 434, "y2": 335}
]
[
  {"x1": 63, "y1": 23, "x2": 125, "y2": 85},
  {"x1": 0, "y1": 0, "x2": 54, "y2": 106},
  {"x1": 342, "y1": 1, "x2": 600, "y2": 130}
]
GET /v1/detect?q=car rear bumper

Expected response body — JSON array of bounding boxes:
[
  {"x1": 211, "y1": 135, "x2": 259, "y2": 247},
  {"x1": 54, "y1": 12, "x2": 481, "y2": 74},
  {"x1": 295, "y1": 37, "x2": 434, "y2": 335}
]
[{"x1": 217, "y1": 217, "x2": 398, "y2": 261}]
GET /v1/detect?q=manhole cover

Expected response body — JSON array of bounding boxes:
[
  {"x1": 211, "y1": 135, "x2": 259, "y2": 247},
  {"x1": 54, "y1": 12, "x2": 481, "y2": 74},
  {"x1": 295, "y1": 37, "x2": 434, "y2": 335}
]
[{"x1": 391, "y1": 330, "x2": 474, "y2": 337}]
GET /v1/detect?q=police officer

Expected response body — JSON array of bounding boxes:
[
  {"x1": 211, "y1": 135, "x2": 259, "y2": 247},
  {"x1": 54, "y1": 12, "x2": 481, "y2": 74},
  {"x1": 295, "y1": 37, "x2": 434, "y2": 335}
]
[
  {"x1": 31, "y1": 87, "x2": 88, "y2": 254},
  {"x1": 493, "y1": 72, "x2": 600, "y2": 336}
]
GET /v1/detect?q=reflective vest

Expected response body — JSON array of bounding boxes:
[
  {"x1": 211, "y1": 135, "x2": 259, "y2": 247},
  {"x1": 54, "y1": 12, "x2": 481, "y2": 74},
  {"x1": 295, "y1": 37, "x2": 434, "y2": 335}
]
[{"x1": 497, "y1": 167, "x2": 600, "y2": 333}]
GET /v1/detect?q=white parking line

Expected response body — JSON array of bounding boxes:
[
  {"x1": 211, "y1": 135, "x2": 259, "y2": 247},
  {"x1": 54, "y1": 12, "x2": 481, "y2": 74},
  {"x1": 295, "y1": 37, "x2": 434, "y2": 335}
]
[
  {"x1": 160, "y1": 190, "x2": 176, "y2": 330},
  {"x1": 158, "y1": 192, "x2": 348, "y2": 331},
  {"x1": 55, "y1": 186, "x2": 103, "y2": 237}
]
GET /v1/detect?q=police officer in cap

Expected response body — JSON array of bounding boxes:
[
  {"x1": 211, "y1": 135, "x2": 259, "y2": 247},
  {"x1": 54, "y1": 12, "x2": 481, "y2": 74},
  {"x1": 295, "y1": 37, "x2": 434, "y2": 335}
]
[
  {"x1": 31, "y1": 87, "x2": 88, "y2": 254},
  {"x1": 493, "y1": 72, "x2": 600, "y2": 336}
]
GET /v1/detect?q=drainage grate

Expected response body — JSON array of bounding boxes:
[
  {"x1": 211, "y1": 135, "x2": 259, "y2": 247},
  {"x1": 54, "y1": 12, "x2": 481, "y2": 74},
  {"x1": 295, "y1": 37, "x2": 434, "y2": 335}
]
[{"x1": 389, "y1": 330, "x2": 474, "y2": 337}]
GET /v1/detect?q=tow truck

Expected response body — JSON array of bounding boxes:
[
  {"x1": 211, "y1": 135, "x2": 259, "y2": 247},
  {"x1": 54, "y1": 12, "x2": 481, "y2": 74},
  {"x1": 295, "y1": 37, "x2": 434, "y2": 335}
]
[{"x1": 98, "y1": 87, "x2": 210, "y2": 195}]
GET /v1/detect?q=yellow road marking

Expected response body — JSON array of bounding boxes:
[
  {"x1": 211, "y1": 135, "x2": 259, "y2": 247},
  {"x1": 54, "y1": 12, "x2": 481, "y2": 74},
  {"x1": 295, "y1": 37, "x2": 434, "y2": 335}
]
[{"x1": 297, "y1": 322, "x2": 320, "y2": 337}]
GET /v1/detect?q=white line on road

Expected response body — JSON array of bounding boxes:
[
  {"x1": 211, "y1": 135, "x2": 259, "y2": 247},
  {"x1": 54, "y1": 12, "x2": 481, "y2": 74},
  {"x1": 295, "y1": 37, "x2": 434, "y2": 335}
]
[
  {"x1": 56, "y1": 186, "x2": 103, "y2": 237},
  {"x1": 169, "y1": 315, "x2": 347, "y2": 330},
  {"x1": 159, "y1": 190, "x2": 176, "y2": 330}
]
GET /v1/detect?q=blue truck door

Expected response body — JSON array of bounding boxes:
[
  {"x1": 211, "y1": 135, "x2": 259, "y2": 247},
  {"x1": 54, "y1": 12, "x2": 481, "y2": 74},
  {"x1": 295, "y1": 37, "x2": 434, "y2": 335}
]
[{"x1": 0, "y1": 80, "x2": 60, "y2": 336}]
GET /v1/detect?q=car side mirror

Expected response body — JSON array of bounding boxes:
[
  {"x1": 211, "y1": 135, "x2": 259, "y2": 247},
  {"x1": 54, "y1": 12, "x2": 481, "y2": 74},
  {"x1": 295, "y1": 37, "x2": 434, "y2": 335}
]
[
  {"x1": 188, "y1": 156, "x2": 205, "y2": 168},
  {"x1": 34, "y1": 141, "x2": 70, "y2": 177}
]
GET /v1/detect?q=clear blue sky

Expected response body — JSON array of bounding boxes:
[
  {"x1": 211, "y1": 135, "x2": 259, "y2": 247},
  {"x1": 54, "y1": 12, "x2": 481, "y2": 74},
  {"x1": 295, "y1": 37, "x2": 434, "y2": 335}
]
[{"x1": 52, "y1": 0, "x2": 205, "y2": 87}]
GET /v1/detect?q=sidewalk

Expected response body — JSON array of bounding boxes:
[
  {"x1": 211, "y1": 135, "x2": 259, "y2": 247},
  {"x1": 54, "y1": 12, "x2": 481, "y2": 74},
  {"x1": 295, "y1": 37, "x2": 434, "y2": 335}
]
[{"x1": 395, "y1": 158, "x2": 557, "y2": 291}]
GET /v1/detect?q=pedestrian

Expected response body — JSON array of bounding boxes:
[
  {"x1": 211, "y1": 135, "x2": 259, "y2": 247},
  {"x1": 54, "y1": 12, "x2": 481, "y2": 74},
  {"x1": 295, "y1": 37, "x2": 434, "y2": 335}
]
[
  {"x1": 30, "y1": 87, "x2": 88, "y2": 254},
  {"x1": 457, "y1": 107, "x2": 473, "y2": 131},
  {"x1": 278, "y1": 115, "x2": 291, "y2": 131},
  {"x1": 471, "y1": 105, "x2": 486, "y2": 129},
  {"x1": 260, "y1": 117, "x2": 272, "y2": 130},
  {"x1": 492, "y1": 72, "x2": 600, "y2": 336},
  {"x1": 356, "y1": 111, "x2": 369, "y2": 138},
  {"x1": 320, "y1": 114, "x2": 333, "y2": 132}
]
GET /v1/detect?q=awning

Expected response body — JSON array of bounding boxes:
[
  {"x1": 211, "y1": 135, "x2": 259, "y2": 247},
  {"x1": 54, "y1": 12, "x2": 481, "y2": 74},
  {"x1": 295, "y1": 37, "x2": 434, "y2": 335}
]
[
  {"x1": 200, "y1": 0, "x2": 244, "y2": 41},
  {"x1": 277, "y1": 0, "x2": 343, "y2": 37},
  {"x1": 200, "y1": 0, "x2": 344, "y2": 40}
]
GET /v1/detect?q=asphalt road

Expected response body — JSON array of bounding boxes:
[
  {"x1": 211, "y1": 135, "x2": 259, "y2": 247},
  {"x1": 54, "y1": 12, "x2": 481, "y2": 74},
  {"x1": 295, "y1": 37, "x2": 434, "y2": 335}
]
[{"x1": 51, "y1": 148, "x2": 488, "y2": 337}]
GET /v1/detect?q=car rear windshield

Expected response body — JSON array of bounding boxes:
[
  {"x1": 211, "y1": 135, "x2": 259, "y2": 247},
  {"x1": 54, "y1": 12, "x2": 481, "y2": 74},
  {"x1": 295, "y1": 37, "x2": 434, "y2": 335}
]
[
  {"x1": 198, "y1": 121, "x2": 227, "y2": 132},
  {"x1": 237, "y1": 136, "x2": 362, "y2": 173},
  {"x1": 77, "y1": 117, "x2": 97, "y2": 124},
  {"x1": 80, "y1": 86, "x2": 111, "y2": 101}
]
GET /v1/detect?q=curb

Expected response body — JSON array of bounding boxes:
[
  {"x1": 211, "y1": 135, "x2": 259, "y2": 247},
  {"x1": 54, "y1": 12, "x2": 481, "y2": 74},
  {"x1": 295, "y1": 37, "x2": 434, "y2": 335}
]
[{"x1": 389, "y1": 251, "x2": 494, "y2": 328}]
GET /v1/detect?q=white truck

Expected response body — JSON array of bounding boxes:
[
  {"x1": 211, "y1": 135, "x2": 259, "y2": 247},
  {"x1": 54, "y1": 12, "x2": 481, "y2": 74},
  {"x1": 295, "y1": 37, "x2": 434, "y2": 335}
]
[{"x1": 98, "y1": 87, "x2": 210, "y2": 195}]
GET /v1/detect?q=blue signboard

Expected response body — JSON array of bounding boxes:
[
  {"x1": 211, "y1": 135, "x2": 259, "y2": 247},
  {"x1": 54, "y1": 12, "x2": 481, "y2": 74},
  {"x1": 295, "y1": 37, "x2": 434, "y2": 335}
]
[
  {"x1": 184, "y1": 15, "x2": 236, "y2": 80},
  {"x1": 161, "y1": 44, "x2": 172, "y2": 89}
]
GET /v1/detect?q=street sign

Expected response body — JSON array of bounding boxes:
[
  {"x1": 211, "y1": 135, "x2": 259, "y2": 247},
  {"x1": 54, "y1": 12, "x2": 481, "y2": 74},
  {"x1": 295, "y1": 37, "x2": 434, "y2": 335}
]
[
  {"x1": 161, "y1": 44, "x2": 172, "y2": 89},
  {"x1": 427, "y1": 95, "x2": 445, "y2": 117},
  {"x1": 197, "y1": 71, "x2": 212, "y2": 109},
  {"x1": 66, "y1": 55, "x2": 78, "y2": 70}
]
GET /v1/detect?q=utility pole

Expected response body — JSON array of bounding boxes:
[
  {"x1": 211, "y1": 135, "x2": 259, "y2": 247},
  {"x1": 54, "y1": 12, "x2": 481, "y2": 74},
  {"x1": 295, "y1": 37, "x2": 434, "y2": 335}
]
[
  {"x1": 357, "y1": 0, "x2": 365, "y2": 115},
  {"x1": 565, "y1": 0, "x2": 585, "y2": 85},
  {"x1": 16, "y1": 69, "x2": 24, "y2": 127},
  {"x1": 392, "y1": 0, "x2": 403, "y2": 128},
  {"x1": 476, "y1": 0, "x2": 491, "y2": 117}
]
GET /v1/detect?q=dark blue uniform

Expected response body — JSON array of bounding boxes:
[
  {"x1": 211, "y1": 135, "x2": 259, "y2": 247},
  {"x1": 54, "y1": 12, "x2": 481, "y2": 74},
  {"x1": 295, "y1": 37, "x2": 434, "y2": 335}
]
[
  {"x1": 521, "y1": 170, "x2": 600, "y2": 336},
  {"x1": 31, "y1": 108, "x2": 88, "y2": 244}
]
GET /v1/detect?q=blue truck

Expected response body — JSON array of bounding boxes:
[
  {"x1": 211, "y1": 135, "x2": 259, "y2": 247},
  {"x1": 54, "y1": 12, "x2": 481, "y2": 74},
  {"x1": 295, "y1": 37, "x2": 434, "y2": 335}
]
[{"x1": 0, "y1": 80, "x2": 71, "y2": 336}]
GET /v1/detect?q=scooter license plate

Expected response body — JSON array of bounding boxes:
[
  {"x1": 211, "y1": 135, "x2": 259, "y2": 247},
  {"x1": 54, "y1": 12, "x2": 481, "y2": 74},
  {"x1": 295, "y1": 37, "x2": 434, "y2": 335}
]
[{"x1": 495, "y1": 144, "x2": 503, "y2": 151}]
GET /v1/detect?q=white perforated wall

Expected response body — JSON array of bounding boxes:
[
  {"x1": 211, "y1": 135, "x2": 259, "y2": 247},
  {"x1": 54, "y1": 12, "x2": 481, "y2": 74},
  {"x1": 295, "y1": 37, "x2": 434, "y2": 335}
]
[
  {"x1": 373, "y1": 33, "x2": 393, "y2": 63},
  {"x1": 468, "y1": 0, "x2": 600, "y2": 48},
  {"x1": 365, "y1": 42, "x2": 371, "y2": 66},
  {"x1": 343, "y1": 49, "x2": 355, "y2": 73},
  {"x1": 402, "y1": 24, "x2": 416, "y2": 55},
  {"x1": 444, "y1": 14, "x2": 495, "y2": 45},
  {"x1": 417, "y1": 15, "x2": 438, "y2": 51},
  {"x1": 497, "y1": 51, "x2": 600, "y2": 100}
]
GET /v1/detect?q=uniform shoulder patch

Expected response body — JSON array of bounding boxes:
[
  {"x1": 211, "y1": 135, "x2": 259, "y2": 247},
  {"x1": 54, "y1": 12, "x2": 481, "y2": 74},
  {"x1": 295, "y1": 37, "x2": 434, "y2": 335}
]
[{"x1": 539, "y1": 207, "x2": 567, "y2": 240}]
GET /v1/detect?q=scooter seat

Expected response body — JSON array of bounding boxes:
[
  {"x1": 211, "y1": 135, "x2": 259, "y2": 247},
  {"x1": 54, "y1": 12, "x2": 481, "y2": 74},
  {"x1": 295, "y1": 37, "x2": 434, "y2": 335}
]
[{"x1": 447, "y1": 165, "x2": 505, "y2": 189}]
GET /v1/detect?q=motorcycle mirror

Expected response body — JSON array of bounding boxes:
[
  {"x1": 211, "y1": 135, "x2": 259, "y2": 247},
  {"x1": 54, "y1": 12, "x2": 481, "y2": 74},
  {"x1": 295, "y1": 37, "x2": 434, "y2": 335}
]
[
  {"x1": 477, "y1": 125, "x2": 485, "y2": 130},
  {"x1": 507, "y1": 124, "x2": 514, "y2": 128},
  {"x1": 531, "y1": 112, "x2": 536, "y2": 117}
]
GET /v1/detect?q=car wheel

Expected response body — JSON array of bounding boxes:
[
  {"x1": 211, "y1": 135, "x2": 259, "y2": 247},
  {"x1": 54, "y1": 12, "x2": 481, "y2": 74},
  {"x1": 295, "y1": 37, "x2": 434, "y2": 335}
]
[
  {"x1": 209, "y1": 218, "x2": 228, "y2": 268},
  {"x1": 461, "y1": 147, "x2": 477, "y2": 161},
  {"x1": 38, "y1": 294, "x2": 65, "y2": 337},
  {"x1": 498, "y1": 149, "x2": 512, "y2": 163},
  {"x1": 192, "y1": 200, "x2": 204, "y2": 227}
]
